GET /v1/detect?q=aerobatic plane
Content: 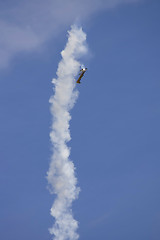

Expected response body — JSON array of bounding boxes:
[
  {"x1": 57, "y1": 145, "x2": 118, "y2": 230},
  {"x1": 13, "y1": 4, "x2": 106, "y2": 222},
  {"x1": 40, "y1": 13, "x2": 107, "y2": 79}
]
[{"x1": 76, "y1": 68, "x2": 87, "y2": 84}]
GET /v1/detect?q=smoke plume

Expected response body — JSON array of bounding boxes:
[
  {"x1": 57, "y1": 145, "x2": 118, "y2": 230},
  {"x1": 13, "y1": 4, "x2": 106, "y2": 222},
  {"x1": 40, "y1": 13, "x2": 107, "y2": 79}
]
[{"x1": 47, "y1": 25, "x2": 87, "y2": 240}]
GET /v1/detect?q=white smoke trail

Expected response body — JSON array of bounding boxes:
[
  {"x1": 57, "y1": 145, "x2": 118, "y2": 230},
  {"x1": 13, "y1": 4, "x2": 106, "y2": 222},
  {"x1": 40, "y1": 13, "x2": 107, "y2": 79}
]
[{"x1": 47, "y1": 25, "x2": 87, "y2": 240}]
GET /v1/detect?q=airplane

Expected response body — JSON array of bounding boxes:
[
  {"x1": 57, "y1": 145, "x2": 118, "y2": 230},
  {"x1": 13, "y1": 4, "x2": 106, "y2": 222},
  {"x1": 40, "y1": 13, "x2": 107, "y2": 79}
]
[{"x1": 76, "y1": 68, "x2": 87, "y2": 84}]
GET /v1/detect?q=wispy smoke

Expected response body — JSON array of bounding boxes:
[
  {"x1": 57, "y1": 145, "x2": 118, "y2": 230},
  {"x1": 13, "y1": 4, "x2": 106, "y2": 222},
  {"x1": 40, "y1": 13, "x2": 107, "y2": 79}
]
[
  {"x1": 0, "y1": 0, "x2": 142, "y2": 69},
  {"x1": 47, "y1": 25, "x2": 87, "y2": 240}
]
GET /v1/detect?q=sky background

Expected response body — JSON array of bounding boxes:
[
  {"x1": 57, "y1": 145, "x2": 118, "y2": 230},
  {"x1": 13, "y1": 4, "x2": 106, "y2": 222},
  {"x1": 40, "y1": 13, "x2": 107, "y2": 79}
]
[{"x1": 0, "y1": 0, "x2": 160, "y2": 239}]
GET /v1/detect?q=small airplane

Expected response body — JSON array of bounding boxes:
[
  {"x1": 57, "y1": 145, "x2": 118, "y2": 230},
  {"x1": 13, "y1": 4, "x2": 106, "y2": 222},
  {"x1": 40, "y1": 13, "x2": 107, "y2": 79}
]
[{"x1": 76, "y1": 68, "x2": 87, "y2": 84}]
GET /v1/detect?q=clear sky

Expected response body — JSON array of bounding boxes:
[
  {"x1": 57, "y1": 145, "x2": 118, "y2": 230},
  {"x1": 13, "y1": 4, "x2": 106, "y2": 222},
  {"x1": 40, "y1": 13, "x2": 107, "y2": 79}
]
[{"x1": 0, "y1": 0, "x2": 160, "y2": 239}]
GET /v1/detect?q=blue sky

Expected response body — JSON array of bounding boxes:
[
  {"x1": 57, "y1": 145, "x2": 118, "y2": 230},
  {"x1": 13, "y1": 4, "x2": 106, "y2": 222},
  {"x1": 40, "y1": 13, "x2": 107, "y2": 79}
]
[{"x1": 0, "y1": 0, "x2": 160, "y2": 239}]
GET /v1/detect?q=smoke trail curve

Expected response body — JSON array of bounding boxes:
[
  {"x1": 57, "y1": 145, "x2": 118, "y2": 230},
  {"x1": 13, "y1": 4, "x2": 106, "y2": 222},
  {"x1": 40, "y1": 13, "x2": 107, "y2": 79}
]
[{"x1": 47, "y1": 25, "x2": 87, "y2": 240}]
